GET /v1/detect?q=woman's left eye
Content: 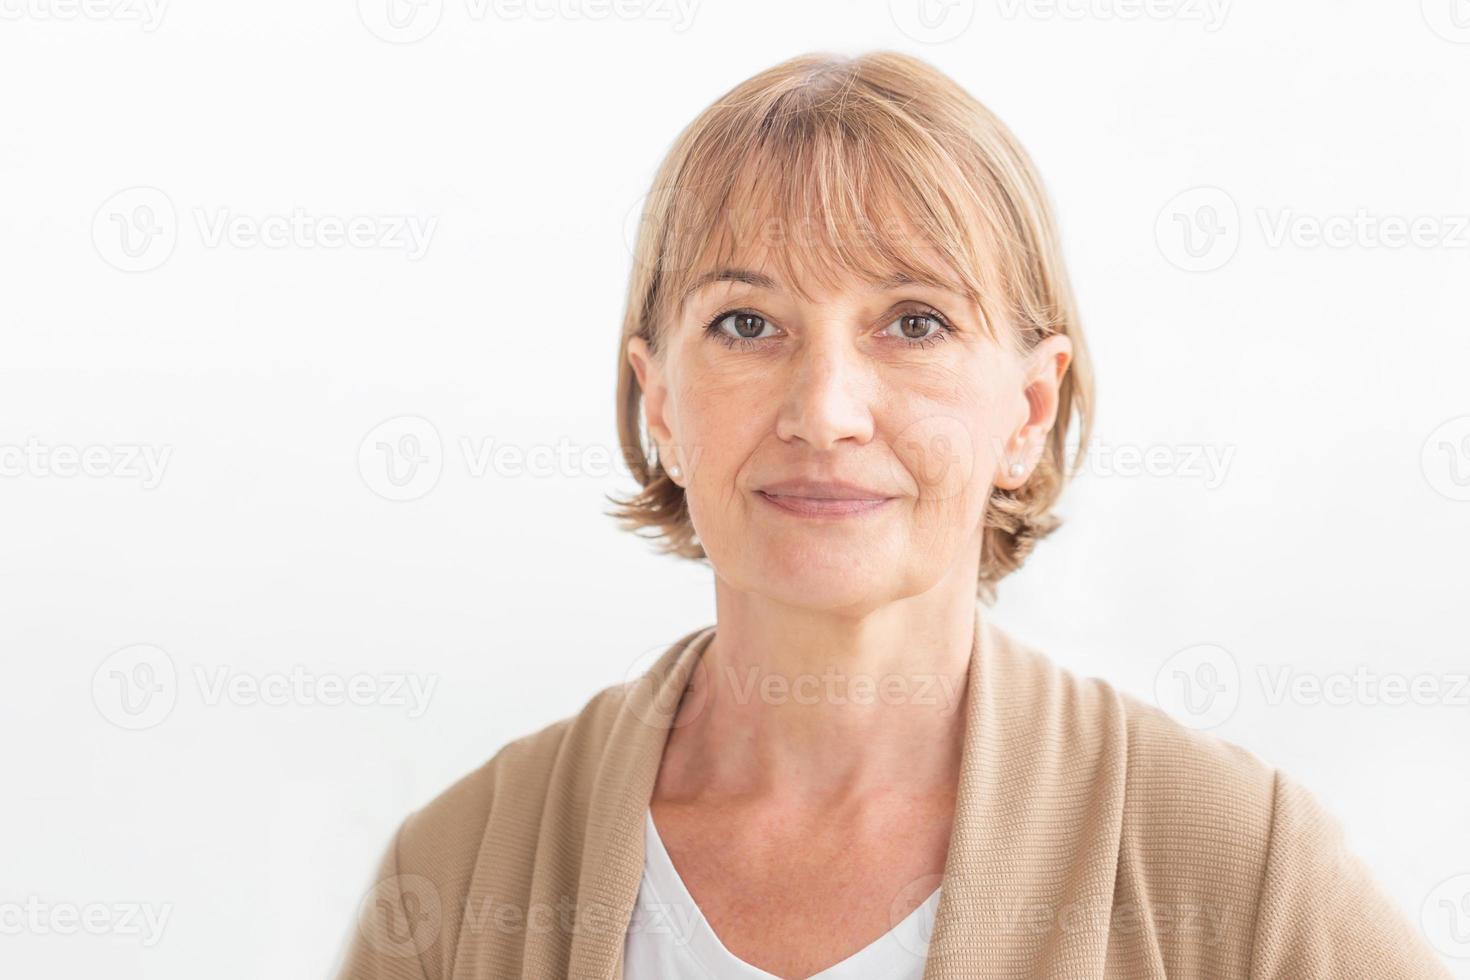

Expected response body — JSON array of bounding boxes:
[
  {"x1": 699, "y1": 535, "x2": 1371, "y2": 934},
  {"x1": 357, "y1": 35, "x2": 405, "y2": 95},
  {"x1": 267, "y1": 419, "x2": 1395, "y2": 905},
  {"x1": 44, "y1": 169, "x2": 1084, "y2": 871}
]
[{"x1": 882, "y1": 311, "x2": 952, "y2": 348}]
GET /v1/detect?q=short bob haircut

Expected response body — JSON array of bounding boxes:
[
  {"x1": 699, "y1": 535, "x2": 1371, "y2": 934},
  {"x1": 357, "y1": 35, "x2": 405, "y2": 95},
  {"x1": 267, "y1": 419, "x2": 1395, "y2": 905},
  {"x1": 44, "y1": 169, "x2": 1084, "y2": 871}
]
[{"x1": 608, "y1": 50, "x2": 1094, "y2": 605}]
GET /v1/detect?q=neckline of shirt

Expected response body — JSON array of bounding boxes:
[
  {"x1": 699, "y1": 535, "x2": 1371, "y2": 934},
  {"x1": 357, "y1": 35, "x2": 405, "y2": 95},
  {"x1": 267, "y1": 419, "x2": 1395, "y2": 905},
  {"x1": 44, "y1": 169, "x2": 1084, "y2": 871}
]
[{"x1": 637, "y1": 806, "x2": 942, "y2": 979}]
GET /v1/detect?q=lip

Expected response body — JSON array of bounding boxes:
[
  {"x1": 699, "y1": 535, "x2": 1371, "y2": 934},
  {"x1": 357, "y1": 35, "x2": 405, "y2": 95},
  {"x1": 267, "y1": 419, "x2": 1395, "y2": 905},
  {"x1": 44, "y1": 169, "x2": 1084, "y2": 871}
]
[{"x1": 754, "y1": 479, "x2": 897, "y2": 519}]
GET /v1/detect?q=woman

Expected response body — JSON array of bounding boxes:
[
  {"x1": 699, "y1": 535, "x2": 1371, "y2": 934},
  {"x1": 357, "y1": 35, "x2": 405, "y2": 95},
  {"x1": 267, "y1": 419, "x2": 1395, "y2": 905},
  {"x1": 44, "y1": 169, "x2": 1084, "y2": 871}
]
[{"x1": 336, "y1": 52, "x2": 1450, "y2": 979}]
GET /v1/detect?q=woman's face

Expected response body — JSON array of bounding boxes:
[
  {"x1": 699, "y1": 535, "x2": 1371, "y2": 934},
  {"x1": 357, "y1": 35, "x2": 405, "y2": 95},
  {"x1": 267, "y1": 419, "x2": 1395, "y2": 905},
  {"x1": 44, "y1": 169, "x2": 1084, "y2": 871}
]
[{"x1": 627, "y1": 241, "x2": 1072, "y2": 613}]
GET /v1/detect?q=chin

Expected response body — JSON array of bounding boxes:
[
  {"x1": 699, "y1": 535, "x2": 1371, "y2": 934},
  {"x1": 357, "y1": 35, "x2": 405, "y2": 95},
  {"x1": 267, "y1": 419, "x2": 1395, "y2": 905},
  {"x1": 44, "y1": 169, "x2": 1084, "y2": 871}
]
[{"x1": 737, "y1": 533, "x2": 910, "y2": 612}]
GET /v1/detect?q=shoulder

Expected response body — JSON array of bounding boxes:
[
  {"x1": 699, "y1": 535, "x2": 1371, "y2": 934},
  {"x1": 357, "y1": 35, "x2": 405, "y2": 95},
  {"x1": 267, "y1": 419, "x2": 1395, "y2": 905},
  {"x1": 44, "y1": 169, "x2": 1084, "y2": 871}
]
[
  {"x1": 990, "y1": 623, "x2": 1279, "y2": 947},
  {"x1": 993, "y1": 625, "x2": 1449, "y2": 976},
  {"x1": 396, "y1": 678, "x2": 629, "y2": 867},
  {"x1": 1108, "y1": 682, "x2": 1280, "y2": 954},
  {"x1": 1111, "y1": 684, "x2": 1279, "y2": 845},
  {"x1": 372, "y1": 680, "x2": 629, "y2": 969},
  {"x1": 988, "y1": 621, "x2": 1280, "y2": 832},
  {"x1": 336, "y1": 680, "x2": 631, "y2": 979}
]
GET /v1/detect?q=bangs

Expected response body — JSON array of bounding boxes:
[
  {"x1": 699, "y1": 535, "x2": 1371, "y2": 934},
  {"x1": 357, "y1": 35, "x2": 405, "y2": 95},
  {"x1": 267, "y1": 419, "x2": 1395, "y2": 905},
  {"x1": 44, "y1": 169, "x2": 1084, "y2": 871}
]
[{"x1": 646, "y1": 94, "x2": 1013, "y2": 344}]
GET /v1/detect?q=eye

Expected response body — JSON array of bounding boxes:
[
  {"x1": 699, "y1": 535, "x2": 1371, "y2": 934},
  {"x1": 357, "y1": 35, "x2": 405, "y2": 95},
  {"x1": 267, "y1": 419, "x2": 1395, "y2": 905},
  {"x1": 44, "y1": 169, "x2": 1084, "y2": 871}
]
[
  {"x1": 881, "y1": 308, "x2": 954, "y2": 349},
  {"x1": 704, "y1": 310, "x2": 778, "y2": 349}
]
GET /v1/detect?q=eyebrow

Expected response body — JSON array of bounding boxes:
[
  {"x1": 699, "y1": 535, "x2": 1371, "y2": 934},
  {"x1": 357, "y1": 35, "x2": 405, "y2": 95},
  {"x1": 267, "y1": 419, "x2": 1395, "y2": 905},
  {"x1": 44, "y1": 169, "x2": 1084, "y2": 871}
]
[{"x1": 681, "y1": 267, "x2": 935, "y2": 304}]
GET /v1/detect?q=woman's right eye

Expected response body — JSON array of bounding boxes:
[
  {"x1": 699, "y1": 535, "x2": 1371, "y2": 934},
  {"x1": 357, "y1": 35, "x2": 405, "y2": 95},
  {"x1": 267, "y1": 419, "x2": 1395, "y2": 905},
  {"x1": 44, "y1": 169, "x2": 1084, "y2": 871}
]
[{"x1": 705, "y1": 311, "x2": 776, "y2": 348}]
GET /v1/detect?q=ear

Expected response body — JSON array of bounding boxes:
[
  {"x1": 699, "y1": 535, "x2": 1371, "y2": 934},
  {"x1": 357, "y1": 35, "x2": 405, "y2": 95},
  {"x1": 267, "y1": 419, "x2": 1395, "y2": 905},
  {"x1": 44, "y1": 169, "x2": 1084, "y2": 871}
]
[
  {"x1": 626, "y1": 335, "x2": 678, "y2": 471},
  {"x1": 995, "y1": 333, "x2": 1073, "y2": 490}
]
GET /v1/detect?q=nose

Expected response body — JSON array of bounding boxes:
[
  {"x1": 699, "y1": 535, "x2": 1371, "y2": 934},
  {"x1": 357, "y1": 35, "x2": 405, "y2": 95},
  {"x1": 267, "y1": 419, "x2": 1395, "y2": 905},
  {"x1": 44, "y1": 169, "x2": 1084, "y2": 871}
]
[{"x1": 773, "y1": 330, "x2": 877, "y2": 451}]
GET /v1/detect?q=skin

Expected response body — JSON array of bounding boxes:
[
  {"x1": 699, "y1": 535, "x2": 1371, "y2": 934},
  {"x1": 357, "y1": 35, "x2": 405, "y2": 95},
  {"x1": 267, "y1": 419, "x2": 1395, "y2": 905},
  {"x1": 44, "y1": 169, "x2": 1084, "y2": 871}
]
[{"x1": 625, "y1": 237, "x2": 1072, "y2": 978}]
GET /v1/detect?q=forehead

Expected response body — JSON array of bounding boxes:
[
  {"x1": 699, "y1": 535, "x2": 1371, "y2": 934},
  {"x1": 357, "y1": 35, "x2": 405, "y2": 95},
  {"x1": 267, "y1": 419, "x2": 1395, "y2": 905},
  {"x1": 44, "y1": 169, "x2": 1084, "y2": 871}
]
[
  {"x1": 679, "y1": 262, "x2": 967, "y2": 309},
  {"x1": 674, "y1": 202, "x2": 975, "y2": 309}
]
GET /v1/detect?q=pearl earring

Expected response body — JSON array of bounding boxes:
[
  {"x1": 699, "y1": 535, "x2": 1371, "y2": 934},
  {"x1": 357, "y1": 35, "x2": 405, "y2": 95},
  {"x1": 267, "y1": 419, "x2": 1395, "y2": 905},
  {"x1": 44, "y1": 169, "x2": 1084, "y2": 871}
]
[
  {"x1": 1008, "y1": 463, "x2": 1023, "y2": 478},
  {"x1": 668, "y1": 463, "x2": 682, "y2": 479}
]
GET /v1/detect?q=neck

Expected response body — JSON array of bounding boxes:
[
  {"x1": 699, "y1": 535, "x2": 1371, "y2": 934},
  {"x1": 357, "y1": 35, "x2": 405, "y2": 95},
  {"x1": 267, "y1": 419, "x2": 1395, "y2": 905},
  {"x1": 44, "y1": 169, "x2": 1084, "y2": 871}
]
[{"x1": 659, "y1": 565, "x2": 980, "y2": 809}]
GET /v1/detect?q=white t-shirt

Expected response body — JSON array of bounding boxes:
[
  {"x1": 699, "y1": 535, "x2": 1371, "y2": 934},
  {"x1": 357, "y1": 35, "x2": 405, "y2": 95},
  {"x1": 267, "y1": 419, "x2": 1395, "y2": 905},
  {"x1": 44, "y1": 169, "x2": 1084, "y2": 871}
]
[{"x1": 622, "y1": 808, "x2": 941, "y2": 979}]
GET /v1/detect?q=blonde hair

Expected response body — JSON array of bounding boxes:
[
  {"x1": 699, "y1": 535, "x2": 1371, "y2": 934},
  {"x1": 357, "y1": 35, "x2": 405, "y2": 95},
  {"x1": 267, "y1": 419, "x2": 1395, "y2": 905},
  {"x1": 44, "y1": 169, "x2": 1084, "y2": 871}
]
[{"x1": 607, "y1": 50, "x2": 1094, "y2": 605}]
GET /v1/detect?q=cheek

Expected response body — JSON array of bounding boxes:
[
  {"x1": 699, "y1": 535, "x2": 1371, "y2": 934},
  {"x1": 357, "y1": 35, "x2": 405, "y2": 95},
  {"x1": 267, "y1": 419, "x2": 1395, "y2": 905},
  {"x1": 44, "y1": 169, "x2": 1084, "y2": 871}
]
[
  {"x1": 883, "y1": 371, "x2": 999, "y2": 508},
  {"x1": 673, "y1": 371, "x2": 766, "y2": 501}
]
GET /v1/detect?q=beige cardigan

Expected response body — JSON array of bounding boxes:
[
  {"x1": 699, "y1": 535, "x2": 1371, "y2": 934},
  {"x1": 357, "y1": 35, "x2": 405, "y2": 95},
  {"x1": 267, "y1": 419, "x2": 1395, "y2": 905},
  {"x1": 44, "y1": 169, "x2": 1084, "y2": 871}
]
[{"x1": 335, "y1": 606, "x2": 1450, "y2": 979}]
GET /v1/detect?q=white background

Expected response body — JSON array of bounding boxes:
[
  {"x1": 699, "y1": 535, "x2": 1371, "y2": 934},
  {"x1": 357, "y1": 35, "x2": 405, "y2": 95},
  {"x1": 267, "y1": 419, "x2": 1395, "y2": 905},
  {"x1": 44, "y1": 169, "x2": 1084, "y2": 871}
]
[{"x1": 2, "y1": 0, "x2": 1468, "y2": 976}]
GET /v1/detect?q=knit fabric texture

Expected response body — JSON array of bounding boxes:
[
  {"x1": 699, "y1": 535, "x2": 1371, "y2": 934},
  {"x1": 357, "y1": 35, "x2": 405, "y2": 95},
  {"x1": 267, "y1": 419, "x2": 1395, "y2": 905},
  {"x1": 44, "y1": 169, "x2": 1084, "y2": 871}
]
[{"x1": 334, "y1": 605, "x2": 1451, "y2": 979}]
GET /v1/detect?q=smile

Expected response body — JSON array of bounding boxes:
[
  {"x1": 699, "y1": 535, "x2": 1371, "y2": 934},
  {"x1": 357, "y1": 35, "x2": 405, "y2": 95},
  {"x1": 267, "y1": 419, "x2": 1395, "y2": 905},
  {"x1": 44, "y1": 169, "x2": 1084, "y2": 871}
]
[{"x1": 754, "y1": 491, "x2": 895, "y2": 519}]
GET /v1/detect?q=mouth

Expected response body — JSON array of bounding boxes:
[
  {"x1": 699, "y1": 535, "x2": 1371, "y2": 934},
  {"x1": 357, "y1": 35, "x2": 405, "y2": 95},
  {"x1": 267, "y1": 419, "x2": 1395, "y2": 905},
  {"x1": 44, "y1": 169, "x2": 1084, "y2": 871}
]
[{"x1": 754, "y1": 486, "x2": 897, "y2": 519}]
